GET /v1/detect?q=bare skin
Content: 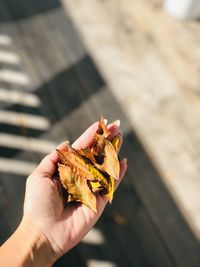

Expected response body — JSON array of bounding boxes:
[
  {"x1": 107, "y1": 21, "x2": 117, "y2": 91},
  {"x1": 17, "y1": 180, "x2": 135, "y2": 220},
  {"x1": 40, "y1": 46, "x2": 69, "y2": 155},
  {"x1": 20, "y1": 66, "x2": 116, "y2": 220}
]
[{"x1": 0, "y1": 121, "x2": 127, "y2": 266}]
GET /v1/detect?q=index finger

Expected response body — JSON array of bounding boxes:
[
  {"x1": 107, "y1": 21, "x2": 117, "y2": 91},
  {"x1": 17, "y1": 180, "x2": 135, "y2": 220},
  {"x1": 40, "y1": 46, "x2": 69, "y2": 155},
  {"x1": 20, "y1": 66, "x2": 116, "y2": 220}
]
[{"x1": 72, "y1": 120, "x2": 120, "y2": 149}]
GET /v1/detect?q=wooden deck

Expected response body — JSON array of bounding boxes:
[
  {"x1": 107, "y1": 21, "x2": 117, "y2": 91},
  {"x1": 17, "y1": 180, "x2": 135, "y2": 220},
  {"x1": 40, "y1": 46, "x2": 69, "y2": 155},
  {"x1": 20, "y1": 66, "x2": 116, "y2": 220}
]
[{"x1": 0, "y1": 0, "x2": 200, "y2": 266}]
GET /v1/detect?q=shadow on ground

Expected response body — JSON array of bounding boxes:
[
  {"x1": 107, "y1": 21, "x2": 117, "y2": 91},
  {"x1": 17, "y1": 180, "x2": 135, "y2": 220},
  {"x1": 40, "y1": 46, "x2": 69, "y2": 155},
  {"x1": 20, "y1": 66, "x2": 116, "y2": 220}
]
[{"x1": 0, "y1": 0, "x2": 60, "y2": 22}]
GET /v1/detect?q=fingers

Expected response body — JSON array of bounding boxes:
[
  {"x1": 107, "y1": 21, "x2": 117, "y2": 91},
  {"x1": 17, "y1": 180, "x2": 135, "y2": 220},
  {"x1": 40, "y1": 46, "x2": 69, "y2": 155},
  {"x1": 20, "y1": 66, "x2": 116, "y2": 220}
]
[
  {"x1": 32, "y1": 122, "x2": 99, "y2": 177},
  {"x1": 107, "y1": 120, "x2": 121, "y2": 141},
  {"x1": 72, "y1": 119, "x2": 121, "y2": 150},
  {"x1": 32, "y1": 150, "x2": 59, "y2": 177},
  {"x1": 33, "y1": 142, "x2": 72, "y2": 178},
  {"x1": 32, "y1": 119, "x2": 122, "y2": 178},
  {"x1": 115, "y1": 158, "x2": 127, "y2": 190},
  {"x1": 72, "y1": 122, "x2": 99, "y2": 149},
  {"x1": 119, "y1": 158, "x2": 127, "y2": 179}
]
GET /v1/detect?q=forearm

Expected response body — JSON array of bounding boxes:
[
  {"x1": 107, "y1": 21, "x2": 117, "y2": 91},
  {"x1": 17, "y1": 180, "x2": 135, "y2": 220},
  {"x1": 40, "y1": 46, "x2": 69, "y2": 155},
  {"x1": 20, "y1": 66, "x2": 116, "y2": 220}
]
[{"x1": 0, "y1": 218, "x2": 56, "y2": 267}]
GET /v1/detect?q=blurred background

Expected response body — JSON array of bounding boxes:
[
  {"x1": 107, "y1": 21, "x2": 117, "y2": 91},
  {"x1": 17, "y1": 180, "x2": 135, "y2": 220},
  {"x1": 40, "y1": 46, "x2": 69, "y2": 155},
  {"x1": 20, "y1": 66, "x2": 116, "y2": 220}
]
[{"x1": 1, "y1": 0, "x2": 200, "y2": 266}]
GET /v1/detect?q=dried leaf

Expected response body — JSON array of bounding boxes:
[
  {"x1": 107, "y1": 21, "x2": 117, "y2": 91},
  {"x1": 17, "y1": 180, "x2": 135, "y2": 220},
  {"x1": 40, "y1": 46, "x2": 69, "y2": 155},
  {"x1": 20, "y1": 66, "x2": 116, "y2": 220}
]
[
  {"x1": 91, "y1": 117, "x2": 110, "y2": 157},
  {"x1": 67, "y1": 194, "x2": 76, "y2": 203},
  {"x1": 77, "y1": 147, "x2": 96, "y2": 163},
  {"x1": 111, "y1": 133, "x2": 122, "y2": 154},
  {"x1": 57, "y1": 116, "x2": 122, "y2": 212},
  {"x1": 110, "y1": 213, "x2": 127, "y2": 226},
  {"x1": 104, "y1": 140, "x2": 120, "y2": 180},
  {"x1": 92, "y1": 134, "x2": 106, "y2": 158},
  {"x1": 102, "y1": 175, "x2": 115, "y2": 203},
  {"x1": 58, "y1": 163, "x2": 97, "y2": 212},
  {"x1": 88, "y1": 180, "x2": 103, "y2": 194},
  {"x1": 96, "y1": 117, "x2": 110, "y2": 138},
  {"x1": 95, "y1": 140, "x2": 120, "y2": 180},
  {"x1": 57, "y1": 144, "x2": 95, "y2": 181}
]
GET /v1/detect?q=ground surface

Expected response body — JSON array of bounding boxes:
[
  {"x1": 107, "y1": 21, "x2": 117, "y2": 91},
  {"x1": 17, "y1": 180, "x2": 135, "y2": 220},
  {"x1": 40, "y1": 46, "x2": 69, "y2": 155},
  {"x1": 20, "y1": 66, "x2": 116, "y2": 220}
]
[{"x1": 0, "y1": 0, "x2": 200, "y2": 266}]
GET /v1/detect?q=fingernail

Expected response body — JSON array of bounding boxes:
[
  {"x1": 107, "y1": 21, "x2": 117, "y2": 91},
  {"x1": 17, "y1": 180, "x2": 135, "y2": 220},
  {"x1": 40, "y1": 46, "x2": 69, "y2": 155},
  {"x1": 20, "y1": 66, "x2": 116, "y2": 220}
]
[
  {"x1": 113, "y1": 120, "x2": 120, "y2": 127},
  {"x1": 56, "y1": 140, "x2": 69, "y2": 149},
  {"x1": 123, "y1": 158, "x2": 127, "y2": 164},
  {"x1": 104, "y1": 119, "x2": 108, "y2": 125}
]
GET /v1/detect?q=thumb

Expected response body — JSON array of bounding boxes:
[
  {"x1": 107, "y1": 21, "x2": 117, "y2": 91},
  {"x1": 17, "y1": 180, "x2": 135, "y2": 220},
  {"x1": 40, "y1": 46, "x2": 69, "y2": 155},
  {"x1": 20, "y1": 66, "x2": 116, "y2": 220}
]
[{"x1": 33, "y1": 150, "x2": 59, "y2": 178}]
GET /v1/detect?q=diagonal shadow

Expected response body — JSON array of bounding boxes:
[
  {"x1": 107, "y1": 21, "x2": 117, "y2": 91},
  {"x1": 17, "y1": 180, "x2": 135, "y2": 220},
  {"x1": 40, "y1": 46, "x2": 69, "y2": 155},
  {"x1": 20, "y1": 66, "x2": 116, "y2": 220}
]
[
  {"x1": 1, "y1": 55, "x2": 104, "y2": 124},
  {"x1": 35, "y1": 55, "x2": 105, "y2": 124},
  {"x1": 0, "y1": 0, "x2": 60, "y2": 23},
  {"x1": 0, "y1": 55, "x2": 104, "y2": 160}
]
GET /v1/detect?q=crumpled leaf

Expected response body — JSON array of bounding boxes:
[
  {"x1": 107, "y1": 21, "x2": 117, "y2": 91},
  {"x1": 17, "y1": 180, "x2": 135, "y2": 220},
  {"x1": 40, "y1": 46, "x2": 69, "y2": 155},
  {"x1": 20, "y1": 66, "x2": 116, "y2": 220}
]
[
  {"x1": 111, "y1": 133, "x2": 122, "y2": 154},
  {"x1": 57, "y1": 144, "x2": 95, "y2": 181},
  {"x1": 57, "y1": 117, "x2": 122, "y2": 212},
  {"x1": 96, "y1": 117, "x2": 110, "y2": 138},
  {"x1": 88, "y1": 180, "x2": 103, "y2": 194},
  {"x1": 102, "y1": 174, "x2": 115, "y2": 203},
  {"x1": 95, "y1": 140, "x2": 120, "y2": 180},
  {"x1": 77, "y1": 147, "x2": 96, "y2": 163},
  {"x1": 58, "y1": 163, "x2": 97, "y2": 212},
  {"x1": 92, "y1": 117, "x2": 110, "y2": 157}
]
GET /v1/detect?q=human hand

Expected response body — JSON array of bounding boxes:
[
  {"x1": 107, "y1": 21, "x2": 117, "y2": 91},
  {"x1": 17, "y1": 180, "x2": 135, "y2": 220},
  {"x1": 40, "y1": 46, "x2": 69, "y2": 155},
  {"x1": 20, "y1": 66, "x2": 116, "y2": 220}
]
[{"x1": 22, "y1": 121, "x2": 127, "y2": 263}]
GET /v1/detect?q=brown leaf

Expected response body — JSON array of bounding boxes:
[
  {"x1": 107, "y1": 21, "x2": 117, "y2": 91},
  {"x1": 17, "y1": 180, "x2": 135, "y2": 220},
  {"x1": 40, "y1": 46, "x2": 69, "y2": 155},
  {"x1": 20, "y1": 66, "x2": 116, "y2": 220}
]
[
  {"x1": 67, "y1": 194, "x2": 76, "y2": 203},
  {"x1": 104, "y1": 140, "x2": 120, "y2": 180},
  {"x1": 102, "y1": 175, "x2": 115, "y2": 203},
  {"x1": 96, "y1": 117, "x2": 110, "y2": 138},
  {"x1": 111, "y1": 133, "x2": 122, "y2": 154},
  {"x1": 57, "y1": 117, "x2": 123, "y2": 212},
  {"x1": 57, "y1": 144, "x2": 95, "y2": 181},
  {"x1": 77, "y1": 147, "x2": 96, "y2": 163},
  {"x1": 91, "y1": 117, "x2": 110, "y2": 157},
  {"x1": 95, "y1": 140, "x2": 120, "y2": 180},
  {"x1": 92, "y1": 134, "x2": 106, "y2": 159},
  {"x1": 88, "y1": 180, "x2": 103, "y2": 194},
  {"x1": 58, "y1": 163, "x2": 97, "y2": 212}
]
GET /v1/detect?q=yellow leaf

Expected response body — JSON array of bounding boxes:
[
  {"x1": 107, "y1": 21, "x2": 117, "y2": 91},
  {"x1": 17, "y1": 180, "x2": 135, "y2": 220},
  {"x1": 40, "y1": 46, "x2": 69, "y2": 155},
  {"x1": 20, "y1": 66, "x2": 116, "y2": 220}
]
[
  {"x1": 58, "y1": 163, "x2": 97, "y2": 212},
  {"x1": 96, "y1": 117, "x2": 110, "y2": 138},
  {"x1": 67, "y1": 194, "x2": 76, "y2": 202},
  {"x1": 88, "y1": 181, "x2": 103, "y2": 194},
  {"x1": 111, "y1": 133, "x2": 121, "y2": 154},
  {"x1": 102, "y1": 175, "x2": 115, "y2": 203},
  {"x1": 57, "y1": 144, "x2": 95, "y2": 181},
  {"x1": 57, "y1": 117, "x2": 123, "y2": 212},
  {"x1": 77, "y1": 147, "x2": 96, "y2": 163},
  {"x1": 104, "y1": 140, "x2": 120, "y2": 180},
  {"x1": 95, "y1": 140, "x2": 120, "y2": 180}
]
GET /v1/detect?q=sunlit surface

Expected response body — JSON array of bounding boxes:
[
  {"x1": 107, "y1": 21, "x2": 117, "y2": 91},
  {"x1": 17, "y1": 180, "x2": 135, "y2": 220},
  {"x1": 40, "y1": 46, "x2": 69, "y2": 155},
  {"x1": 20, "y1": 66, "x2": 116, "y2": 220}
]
[
  {"x1": 0, "y1": 110, "x2": 50, "y2": 130},
  {"x1": 0, "y1": 69, "x2": 30, "y2": 86},
  {"x1": 0, "y1": 88, "x2": 41, "y2": 107},
  {"x1": 82, "y1": 228, "x2": 105, "y2": 245},
  {"x1": 0, "y1": 158, "x2": 37, "y2": 175},
  {"x1": 0, "y1": 133, "x2": 56, "y2": 153},
  {"x1": 0, "y1": 51, "x2": 21, "y2": 64},
  {"x1": 87, "y1": 260, "x2": 117, "y2": 267},
  {"x1": 0, "y1": 34, "x2": 12, "y2": 46}
]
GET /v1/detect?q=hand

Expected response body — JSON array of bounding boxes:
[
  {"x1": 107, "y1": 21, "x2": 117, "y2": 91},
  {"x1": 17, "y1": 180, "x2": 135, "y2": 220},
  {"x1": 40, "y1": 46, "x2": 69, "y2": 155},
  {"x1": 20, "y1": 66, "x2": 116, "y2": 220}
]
[{"x1": 22, "y1": 121, "x2": 127, "y2": 262}]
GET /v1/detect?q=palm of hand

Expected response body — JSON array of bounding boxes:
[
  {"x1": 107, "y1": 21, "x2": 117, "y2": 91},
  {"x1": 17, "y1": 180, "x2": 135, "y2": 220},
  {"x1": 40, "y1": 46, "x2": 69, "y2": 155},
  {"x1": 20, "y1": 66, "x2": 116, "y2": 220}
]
[
  {"x1": 22, "y1": 122, "x2": 127, "y2": 258},
  {"x1": 24, "y1": 170, "x2": 106, "y2": 256}
]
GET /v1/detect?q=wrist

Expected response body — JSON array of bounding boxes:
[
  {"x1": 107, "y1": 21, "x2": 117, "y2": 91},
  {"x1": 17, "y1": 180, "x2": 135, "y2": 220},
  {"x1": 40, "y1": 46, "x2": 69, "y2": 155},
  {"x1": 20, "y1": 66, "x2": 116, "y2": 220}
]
[
  {"x1": 18, "y1": 217, "x2": 57, "y2": 266},
  {"x1": 0, "y1": 217, "x2": 57, "y2": 267}
]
